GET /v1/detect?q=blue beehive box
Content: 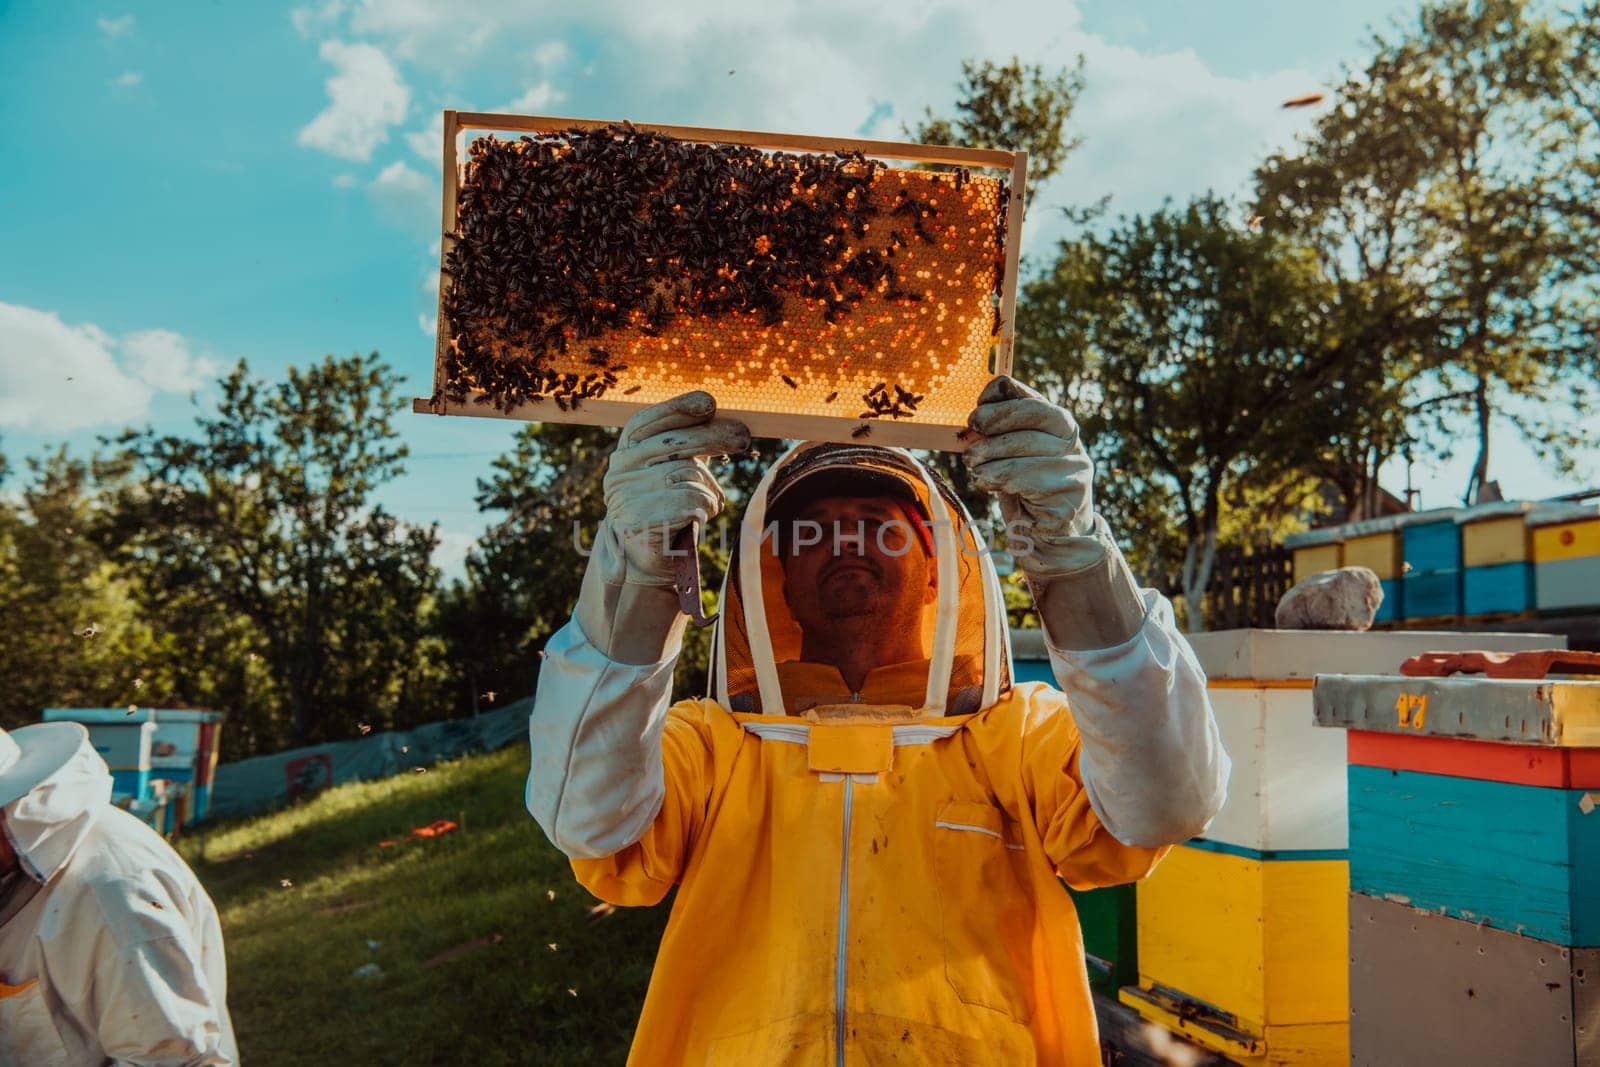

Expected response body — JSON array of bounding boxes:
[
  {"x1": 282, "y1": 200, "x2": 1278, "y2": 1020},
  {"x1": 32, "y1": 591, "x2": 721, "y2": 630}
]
[
  {"x1": 1462, "y1": 561, "x2": 1534, "y2": 616},
  {"x1": 1402, "y1": 516, "x2": 1462, "y2": 574},
  {"x1": 1375, "y1": 578, "x2": 1402, "y2": 623},
  {"x1": 1402, "y1": 569, "x2": 1460, "y2": 619}
]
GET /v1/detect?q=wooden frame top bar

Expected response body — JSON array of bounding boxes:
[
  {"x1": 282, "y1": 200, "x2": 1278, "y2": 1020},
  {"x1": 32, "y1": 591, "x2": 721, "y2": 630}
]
[{"x1": 452, "y1": 111, "x2": 1021, "y2": 169}]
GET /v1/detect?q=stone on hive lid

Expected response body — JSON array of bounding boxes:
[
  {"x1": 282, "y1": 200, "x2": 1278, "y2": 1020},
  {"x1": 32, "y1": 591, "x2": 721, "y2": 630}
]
[{"x1": 1274, "y1": 565, "x2": 1382, "y2": 631}]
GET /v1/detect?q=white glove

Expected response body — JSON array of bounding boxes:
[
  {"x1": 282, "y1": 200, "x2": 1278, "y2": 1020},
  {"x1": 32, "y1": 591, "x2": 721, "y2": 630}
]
[
  {"x1": 963, "y1": 375, "x2": 1146, "y2": 649},
  {"x1": 577, "y1": 391, "x2": 749, "y2": 662},
  {"x1": 963, "y1": 375, "x2": 1098, "y2": 577},
  {"x1": 595, "y1": 391, "x2": 750, "y2": 585}
]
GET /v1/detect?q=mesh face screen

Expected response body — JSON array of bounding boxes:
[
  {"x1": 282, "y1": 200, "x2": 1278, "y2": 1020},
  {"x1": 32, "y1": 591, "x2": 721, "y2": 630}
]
[{"x1": 431, "y1": 122, "x2": 1016, "y2": 447}]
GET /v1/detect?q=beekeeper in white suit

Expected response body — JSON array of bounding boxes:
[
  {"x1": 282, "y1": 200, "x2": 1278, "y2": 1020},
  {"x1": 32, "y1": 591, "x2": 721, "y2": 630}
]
[
  {"x1": 527, "y1": 377, "x2": 1229, "y2": 1065},
  {"x1": 0, "y1": 721, "x2": 236, "y2": 1066}
]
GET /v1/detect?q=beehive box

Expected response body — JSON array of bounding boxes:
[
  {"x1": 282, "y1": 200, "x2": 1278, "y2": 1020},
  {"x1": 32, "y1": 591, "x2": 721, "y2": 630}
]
[
  {"x1": 1316, "y1": 673, "x2": 1600, "y2": 945},
  {"x1": 1285, "y1": 528, "x2": 1342, "y2": 586},
  {"x1": 1460, "y1": 501, "x2": 1534, "y2": 567},
  {"x1": 1116, "y1": 630, "x2": 1566, "y2": 1066},
  {"x1": 1181, "y1": 629, "x2": 1554, "y2": 854},
  {"x1": 1318, "y1": 668, "x2": 1600, "y2": 1065},
  {"x1": 1403, "y1": 512, "x2": 1465, "y2": 574},
  {"x1": 414, "y1": 111, "x2": 1027, "y2": 450},
  {"x1": 1532, "y1": 502, "x2": 1600, "y2": 613},
  {"x1": 1349, "y1": 894, "x2": 1598, "y2": 1067},
  {"x1": 1120, "y1": 843, "x2": 1350, "y2": 1066}
]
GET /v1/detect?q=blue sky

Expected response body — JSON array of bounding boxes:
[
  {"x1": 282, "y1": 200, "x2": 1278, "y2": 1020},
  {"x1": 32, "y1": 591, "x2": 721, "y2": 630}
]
[{"x1": 2, "y1": 0, "x2": 1592, "y2": 577}]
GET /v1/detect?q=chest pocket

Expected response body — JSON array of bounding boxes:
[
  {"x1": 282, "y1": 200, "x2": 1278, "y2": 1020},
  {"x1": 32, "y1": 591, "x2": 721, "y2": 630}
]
[
  {"x1": 932, "y1": 799, "x2": 1036, "y2": 1022},
  {"x1": 0, "y1": 978, "x2": 72, "y2": 1067}
]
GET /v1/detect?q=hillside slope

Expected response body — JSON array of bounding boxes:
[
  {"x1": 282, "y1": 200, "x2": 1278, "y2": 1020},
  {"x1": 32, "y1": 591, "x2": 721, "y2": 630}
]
[{"x1": 184, "y1": 745, "x2": 668, "y2": 1065}]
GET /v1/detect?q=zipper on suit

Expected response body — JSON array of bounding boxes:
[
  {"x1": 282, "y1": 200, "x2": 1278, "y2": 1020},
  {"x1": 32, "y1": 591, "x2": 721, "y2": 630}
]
[{"x1": 834, "y1": 775, "x2": 854, "y2": 1066}]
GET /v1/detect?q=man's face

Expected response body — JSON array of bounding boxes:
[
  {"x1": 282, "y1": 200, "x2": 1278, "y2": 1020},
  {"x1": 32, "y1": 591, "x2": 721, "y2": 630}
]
[{"x1": 779, "y1": 494, "x2": 936, "y2": 635}]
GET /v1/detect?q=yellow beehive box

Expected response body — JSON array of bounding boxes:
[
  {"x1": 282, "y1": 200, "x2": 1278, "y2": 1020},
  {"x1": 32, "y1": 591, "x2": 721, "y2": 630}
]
[
  {"x1": 1286, "y1": 528, "x2": 1342, "y2": 586},
  {"x1": 414, "y1": 111, "x2": 1027, "y2": 451},
  {"x1": 1457, "y1": 502, "x2": 1535, "y2": 567},
  {"x1": 1532, "y1": 512, "x2": 1600, "y2": 563},
  {"x1": 1341, "y1": 532, "x2": 1401, "y2": 580},
  {"x1": 1462, "y1": 515, "x2": 1530, "y2": 566},
  {"x1": 1120, "y1": 843, "x2": 1348, "y2": 1065}
]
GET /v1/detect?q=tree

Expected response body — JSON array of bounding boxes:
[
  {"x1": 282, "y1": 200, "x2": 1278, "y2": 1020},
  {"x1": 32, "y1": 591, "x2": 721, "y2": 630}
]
[
  {"x1": 0, "y1": 448, "x2": 158, "y2": 731},
  {"x1": 1258, "y1": 0, "x2": 1600, "y2": 504},
  {"x1": 911, "y1": 56, "x2": 1087, "y2": 208},
  {"x1": 1025, "y1": 195, "x2": 1347, "y2": 629},
  {"x1": 440, "y1": 423, "x2": 611, "y2": 715},
  {"x1": 101, "y1": 354, "x2": 443, "y2": 748},
  {"x1": 452, "y1": 421, "x2": 735, "y2": 704}
]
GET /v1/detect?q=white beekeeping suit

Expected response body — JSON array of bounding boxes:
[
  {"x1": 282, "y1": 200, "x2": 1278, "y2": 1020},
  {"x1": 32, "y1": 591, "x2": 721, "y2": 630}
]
[{"x1": 0, "y1": 722, "x2": 236, "y2": 1066}]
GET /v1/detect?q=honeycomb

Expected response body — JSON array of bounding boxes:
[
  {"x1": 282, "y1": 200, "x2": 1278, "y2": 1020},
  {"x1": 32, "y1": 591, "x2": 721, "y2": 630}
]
[{"x1": 432, "y1": 124, "x2": 1012, "y2": 446}]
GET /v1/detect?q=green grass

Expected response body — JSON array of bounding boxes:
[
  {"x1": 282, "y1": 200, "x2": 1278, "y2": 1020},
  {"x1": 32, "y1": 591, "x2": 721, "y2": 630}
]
[{"x1": 181, "y1": 745, "x2": 669, "y2": 1065}]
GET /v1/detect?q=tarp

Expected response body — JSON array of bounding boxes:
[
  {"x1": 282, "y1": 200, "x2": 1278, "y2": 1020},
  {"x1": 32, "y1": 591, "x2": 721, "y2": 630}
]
[{"x1": 204, "y1": 700, "x2": 529, "y2": 824}]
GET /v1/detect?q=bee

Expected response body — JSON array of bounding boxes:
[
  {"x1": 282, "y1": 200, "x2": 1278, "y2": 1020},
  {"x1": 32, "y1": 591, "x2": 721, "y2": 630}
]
[
  {"x1": 824, "y1": 391, "x2": 838, "y2": 403},
  {"x1": 781, "y1": 374, "x2": 798, "y2": 389},
  {"x1": 851, "y1": 423, "x2": 872, "y2": 439},
  {"x1": 624, "y1": 385, "x2": 643, "y2": 395}
]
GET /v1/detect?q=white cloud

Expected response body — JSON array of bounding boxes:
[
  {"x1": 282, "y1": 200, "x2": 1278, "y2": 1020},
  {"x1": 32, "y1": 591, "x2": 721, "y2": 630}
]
[
  {"x1": 121, "y1": 329, "x2": 218, "y2": 392},
  {"x1": 97, "y1": 14, "x2": 134, "y2": 37},
  {"x1": 0, "y1": 306, "x2": 219, "y2": 432},
  {"x1": 404, "y1": 111, "x2": 444, "y2": 162},
  {"x1": 418, "y1": 311, "x2": 437, "y2": 336},
  {"x1": 0, "y1": 304, "x2": 150, "y2": 431},
  {"x1": 111, "y1": 71, "x2": 142, "y2": 88},
  {"x1": 369, "y1": 160, "x2": 436, "y2": 229},
  {"x1": 291, "y1": 0, "x2": 345, "y2": 37},
  {"x1": 297, "y1": 40, "x2": 410, "y2": 162},
  {"x1": 531, "y1": 41, "x2": 567, "y2": 71},
  {"x1": 332, "y1": 172, "x2": 359, "y2": 187},
  {"x1": 505, "y1": 80, "x2": 561, "y2": 114},
  {"x1": 372, "y1": 160, "x2": 429, "y2": 194}
]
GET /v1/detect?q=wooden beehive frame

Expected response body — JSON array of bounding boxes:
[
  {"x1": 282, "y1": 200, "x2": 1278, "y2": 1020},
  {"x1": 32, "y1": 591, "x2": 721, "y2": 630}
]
[{"x1": 413, "y1": 110, "x2": 1027, "y2": 451}]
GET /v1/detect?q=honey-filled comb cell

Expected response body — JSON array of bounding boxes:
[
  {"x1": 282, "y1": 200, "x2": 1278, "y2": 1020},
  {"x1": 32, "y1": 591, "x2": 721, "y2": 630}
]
[{"x1": 414, "y1": 112, "x2": 1027, "y2": 452}]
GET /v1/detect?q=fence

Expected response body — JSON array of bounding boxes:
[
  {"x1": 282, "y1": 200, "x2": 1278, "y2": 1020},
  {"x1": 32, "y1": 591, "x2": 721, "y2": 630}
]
[
  {"x1": 1203, "y1": 544, "x2": 1294, "y2": 630},
  {"x1": 205, "y1": 700, "x2": 530, "y2": 824}
]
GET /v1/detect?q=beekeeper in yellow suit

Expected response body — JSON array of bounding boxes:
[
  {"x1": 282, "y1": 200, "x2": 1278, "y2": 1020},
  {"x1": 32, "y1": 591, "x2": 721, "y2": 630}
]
[{"x1": 527, "y1": 377, "x2": 1228, "y2": 1066}]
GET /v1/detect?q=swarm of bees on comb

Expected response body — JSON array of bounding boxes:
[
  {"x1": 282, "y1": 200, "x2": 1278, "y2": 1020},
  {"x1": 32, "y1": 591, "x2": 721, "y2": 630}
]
[{"x1": 434, "y1": 123, "x2": 1009, "y2": 430}]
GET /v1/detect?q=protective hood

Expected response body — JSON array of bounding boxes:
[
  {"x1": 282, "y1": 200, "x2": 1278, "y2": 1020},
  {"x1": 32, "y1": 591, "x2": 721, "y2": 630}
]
[
  {"x1": 2, "y1": 728, "x2": 112, "y2": 885},
  {"x1": 709, "y1": 442, "x2": 1013, "y2": 717}
]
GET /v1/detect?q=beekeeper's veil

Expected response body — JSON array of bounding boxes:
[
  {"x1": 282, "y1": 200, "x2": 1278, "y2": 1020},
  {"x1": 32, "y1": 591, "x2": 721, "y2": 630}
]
[{"x1": 708, "y1": 442, "x2": 1013, "y2": 716}]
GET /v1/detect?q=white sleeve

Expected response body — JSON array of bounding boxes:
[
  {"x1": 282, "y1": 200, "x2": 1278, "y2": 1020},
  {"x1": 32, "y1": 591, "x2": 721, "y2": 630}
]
[
  {"x1": 1045, "y1": 590, "x2": 1231, "y2": 848},
  {"x1": 525, "y1": 618, "x2": 678, "y2": 860}
]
